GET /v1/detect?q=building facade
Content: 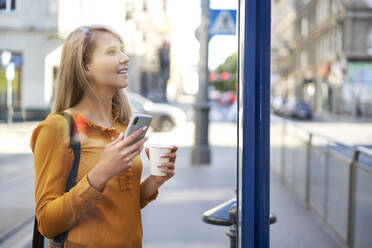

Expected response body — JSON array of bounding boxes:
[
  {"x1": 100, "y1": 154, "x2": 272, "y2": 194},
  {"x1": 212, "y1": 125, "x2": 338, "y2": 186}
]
[
  {"x1": 0, "y1": 0, "x2": 170, "y2": 121},
  {"x1": 271, "y1": 0, "x2": 297, "y2": 100},
  {"x1": 272, "y1": 0, "x2": 372, "y2": 117},
  {"x1": 123, "y1": 0, "x2": 170, "y2": 102},
  {"x1": 0, "y1": 0, "x2": 62, "y2": 120}
]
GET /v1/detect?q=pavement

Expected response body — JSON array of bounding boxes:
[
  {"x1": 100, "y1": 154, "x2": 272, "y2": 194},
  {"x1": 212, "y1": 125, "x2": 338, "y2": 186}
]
[{"x1": 0, "y1": 113, "x2": 354, "y2": 247}]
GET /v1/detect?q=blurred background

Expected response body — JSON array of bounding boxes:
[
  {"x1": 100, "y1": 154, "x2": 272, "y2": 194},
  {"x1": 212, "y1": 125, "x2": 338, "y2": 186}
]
[{"x1": 0, "y1": 0, "x2": 371, "y2": 247}]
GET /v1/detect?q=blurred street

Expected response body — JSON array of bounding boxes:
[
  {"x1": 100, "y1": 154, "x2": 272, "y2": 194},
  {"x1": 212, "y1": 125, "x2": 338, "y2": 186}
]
[{"x1": 2, "y1": 103, "x2": 372, "y2": 247}]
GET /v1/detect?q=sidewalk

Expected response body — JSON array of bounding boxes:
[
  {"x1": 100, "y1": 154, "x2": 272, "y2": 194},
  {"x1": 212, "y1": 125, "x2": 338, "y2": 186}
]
[
  {"x1": 140, "y1": 133, "x2": 345, "y2": 248},
  {"x1": 141, "y1": 146, "x2": 236, "y2": 248},
  {"x1": 0, "y1": 120, "x2": 345, "y2": 247}
]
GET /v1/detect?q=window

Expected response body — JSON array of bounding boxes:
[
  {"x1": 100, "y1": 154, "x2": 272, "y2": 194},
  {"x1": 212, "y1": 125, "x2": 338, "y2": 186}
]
[
  {"x1": 301, "y1": 18, "x2": 309, "y2": 37},
  {"x1": 0, "y1": 0, "x2": 16, "y2": 11},
  {"x1": 365, "y1": 0, "x2": 372, "y2": 8},
  {"x1": 367, "y1": 27, "x2": 372, "y2": 55},
  {"x1": 0, "y1": 52, "x2": 23, "y2": 107},
  {"x1": 331, "y1": 0, "x2": 340, "y2": 14},
  {"x1": 337, "y1": 26, "x2": 342, "y2": 54},
  {"x1": 48, "y1": 0, "x2": 58, "y2": 15},
  {"x1": 316, "y1": 0, "x2": 330, "y2": 24},
  {"x1": 301, "y1": 51, "x2": 308, "y2": 70}
]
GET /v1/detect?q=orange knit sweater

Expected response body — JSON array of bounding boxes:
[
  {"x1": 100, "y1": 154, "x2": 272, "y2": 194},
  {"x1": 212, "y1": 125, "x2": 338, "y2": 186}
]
[{"x1": 30, "y1": 111, "x2": 157, "y2": 247}]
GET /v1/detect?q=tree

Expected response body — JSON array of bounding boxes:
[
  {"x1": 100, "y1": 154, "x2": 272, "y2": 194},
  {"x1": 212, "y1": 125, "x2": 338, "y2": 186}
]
[{"x1": 210, "y1": 52, "x2": 237, "y2": 92}]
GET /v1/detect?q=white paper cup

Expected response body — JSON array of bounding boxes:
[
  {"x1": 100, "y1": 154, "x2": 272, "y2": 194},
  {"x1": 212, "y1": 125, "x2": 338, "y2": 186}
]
[{"x1": 149, "y1": 144, "x2": 172, "y2": 176}]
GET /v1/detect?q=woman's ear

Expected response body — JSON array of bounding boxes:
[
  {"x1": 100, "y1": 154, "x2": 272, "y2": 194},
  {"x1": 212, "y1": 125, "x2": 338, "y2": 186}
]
[{"x1": 85, "y1": 65, "x2": 92, "y2": 77}]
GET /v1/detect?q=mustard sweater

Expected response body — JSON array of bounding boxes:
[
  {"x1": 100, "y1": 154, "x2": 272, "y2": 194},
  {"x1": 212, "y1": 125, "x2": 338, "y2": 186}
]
[{"x1": 30, "y1": 111, "x2": 157, "y2": 248}]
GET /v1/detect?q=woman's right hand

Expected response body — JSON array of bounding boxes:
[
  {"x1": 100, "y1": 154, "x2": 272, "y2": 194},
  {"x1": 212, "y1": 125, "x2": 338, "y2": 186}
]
[{"x1": 87, "y1": 127, "x2": 148, "y2": 191}]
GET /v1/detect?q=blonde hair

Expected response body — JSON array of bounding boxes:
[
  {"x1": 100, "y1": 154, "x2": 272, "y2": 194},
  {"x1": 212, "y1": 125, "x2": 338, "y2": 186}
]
[{"x1": 53, "y1": 25, "x2": 132, "y2": 123}]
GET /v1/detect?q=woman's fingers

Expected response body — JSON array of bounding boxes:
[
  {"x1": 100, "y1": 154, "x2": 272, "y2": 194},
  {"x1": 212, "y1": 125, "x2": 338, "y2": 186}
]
[
  {"x1": 119, "y1": 136, "x2": 148, "y2": 155},
  {"x1": 125, "y1": 147, "x2": 143, "y2": 162},
  {"x1": 119, "y1": 127, "x2": 147, "y2": 147},
  {"x1": 122, "y1": 140, "x2": 146, "y2": 162},
  {"x1": 145, "y1": 147, "x2": 150, "y2": 159},
  {"x1": 157, "y1": 162, "x2": 175, "y2": 170},
  {"x1": 159, "y1": 169, "x2": 175, "y2": 176},
  {"x1": 161, "y1": 152, "x2": 177, "y2": 162},
  {"x1": 111, "y1": 132, "x2": 124, "y2": 145},
  {"x1": 171, "y1": 145, "x2": 178, "y2": 153}
]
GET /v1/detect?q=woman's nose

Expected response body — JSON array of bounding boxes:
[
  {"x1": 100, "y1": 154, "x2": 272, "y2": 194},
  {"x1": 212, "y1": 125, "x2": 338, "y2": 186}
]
[{"x1": 119, "y1": 53, "x2": 130, "y2": 64}]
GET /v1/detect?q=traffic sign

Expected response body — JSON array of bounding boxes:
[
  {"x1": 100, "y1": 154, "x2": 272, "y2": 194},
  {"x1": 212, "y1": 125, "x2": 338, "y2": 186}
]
[{"x1": 209, "y1": 9, "x2": 237, "y2": 36}]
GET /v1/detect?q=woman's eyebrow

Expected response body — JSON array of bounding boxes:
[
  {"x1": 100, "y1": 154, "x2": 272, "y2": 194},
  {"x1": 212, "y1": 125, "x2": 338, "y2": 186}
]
[
  {"x1": 105, "y1": 45, "x2": 124, "y2": 51},
  {"x1": 105, "y1": 46, "x2": 117, "y2": 51}
]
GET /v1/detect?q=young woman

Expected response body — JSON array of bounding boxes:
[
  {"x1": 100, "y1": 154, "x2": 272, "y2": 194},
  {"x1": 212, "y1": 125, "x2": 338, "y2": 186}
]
[{"x1": 31, "y1": 25, "x2": 177, "y2": 247}]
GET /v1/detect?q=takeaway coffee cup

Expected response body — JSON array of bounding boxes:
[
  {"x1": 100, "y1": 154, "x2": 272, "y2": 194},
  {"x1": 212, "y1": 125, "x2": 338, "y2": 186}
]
[{"x1": 149, "y1": 144, "x2": 172, "y2": 176}]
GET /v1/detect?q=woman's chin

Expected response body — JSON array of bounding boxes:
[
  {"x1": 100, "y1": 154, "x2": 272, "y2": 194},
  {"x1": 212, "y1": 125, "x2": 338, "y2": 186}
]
[{"x1": 113, "y1": 80, "x2": 128, "y2": 89}]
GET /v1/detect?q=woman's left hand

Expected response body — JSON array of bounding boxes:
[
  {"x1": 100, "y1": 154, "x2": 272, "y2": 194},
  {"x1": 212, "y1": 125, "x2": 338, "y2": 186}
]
[{"x1": 145, "y1": 145, "x2": 178, "y2": 187}]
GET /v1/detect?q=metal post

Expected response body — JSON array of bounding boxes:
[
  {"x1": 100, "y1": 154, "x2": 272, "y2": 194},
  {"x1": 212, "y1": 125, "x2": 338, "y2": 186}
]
[
  {"x1": 332, "y1": 0, "x2": 340, "y2": 114},
  {"x1": 324, "y1": 140, "x2": 330, "y2": 223},
  {"x1": 192, "y1": 0, "x2": 211, "y2": 165},
  {"x1": 239, "y1": 0, "x2": 271, "y2": 247},
  {"x1": 226, "y1": 204, "x2": 237, "y2": 248},
  {"x1": 305, "y1": 134, "x2": 312, "y2": 210},
  {"x1": 280, "y1": 120, "x2": 286, "y2": 185},
  {"x1": 347, "y1": 150, "x2": 359, "y2": 248},
  {"x1": 7, "y1": 79, "x2": 13, "y2": 124}
]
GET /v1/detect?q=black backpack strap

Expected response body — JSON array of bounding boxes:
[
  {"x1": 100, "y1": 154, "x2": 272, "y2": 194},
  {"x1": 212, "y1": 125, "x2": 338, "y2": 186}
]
[
  {"x1": 54, "y1": 112, "x2": 81, "y2": 244},
  {"x1": 32, "y1": 217, "x2": 44, "y2": 248},
  {"x1": 32, "y1": 112, "x2": 81, "y2": 247}
]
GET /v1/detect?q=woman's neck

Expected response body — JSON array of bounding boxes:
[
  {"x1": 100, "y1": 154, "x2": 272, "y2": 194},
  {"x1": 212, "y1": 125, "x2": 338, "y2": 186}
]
[{"x1": 72, "y1": 91, "x2": 115, "y2": 128}]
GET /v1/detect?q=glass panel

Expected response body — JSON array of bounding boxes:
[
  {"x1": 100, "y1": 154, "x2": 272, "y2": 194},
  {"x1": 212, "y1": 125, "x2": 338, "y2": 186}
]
[
  {"x1": 326, "y1": 153, "x2": 350, "y2": 241},
  {"x1": 293, "y1": 141, "x2": 307, "y2": 198},
  {"x1": 284, "y1": 131, "x2": 295, "y2": 186},
  {"x1": 237, "y1": 0, "x2": 245, "y2": 245},
  {"x1": 270, "y1": 122, "x2": 282, "y2": 174},
  {"x1": 309, "y1": 145, "x2": 327, "y2": 216},
  {"x1": 353, "y1": 167, "x2": 372, "y2": 248},
  {"x1": 282, "y1": 125, "x2": 307, "y2": 198}
]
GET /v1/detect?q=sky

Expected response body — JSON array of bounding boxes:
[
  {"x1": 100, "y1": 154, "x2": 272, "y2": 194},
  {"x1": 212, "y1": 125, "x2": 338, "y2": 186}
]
[{"x1": 168, "y1": 0, "x2": 238, "y2": 94}]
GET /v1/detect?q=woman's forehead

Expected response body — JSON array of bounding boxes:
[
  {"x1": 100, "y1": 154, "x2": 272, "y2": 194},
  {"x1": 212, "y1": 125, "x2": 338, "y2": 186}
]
[{"x1": 94, "y1": 31, "x2": 122, "y2": 48}]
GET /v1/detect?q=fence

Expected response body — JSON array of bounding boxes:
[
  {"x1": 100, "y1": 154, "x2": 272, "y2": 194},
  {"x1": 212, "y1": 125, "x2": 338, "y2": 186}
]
[{"x1": 270, "y1": 115, "x2": 372, "y2": 248}]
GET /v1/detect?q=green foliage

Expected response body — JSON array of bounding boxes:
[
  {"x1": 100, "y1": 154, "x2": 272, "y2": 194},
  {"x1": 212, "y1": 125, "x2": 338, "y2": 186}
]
[{"x1": 210, "y1": 52, "x2": 237, "y2": 92}]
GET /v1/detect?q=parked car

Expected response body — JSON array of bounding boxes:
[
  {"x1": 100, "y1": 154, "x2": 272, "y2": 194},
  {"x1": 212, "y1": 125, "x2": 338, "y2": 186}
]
[
  {"x1": 271, "y1": 96, "x2": 287, "y2": 116},
  {"x1": 217, "y1": 91, "x2": 236, "y2": 106},
  {"x1": 285, "y1": 99, "x2": 312, "y2": 119},
  {"x1": 127, "y1": 92, "x2": 186, "y2": 132}
]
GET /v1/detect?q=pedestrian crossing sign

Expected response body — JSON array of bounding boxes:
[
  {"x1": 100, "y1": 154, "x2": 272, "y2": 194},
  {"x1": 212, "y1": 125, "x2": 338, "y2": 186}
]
[{"x1": 209, "y1": 9, "x2": 237, "y2": 36}]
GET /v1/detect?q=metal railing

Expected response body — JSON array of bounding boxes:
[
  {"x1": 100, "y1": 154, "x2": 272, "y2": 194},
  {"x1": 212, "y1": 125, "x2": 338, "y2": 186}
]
[{"x1": 271, "y1": 115, "x2": 372, "y2": 248}]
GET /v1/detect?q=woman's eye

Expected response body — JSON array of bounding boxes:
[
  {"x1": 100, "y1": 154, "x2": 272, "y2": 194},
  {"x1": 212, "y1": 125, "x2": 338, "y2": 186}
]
[{"x1": 107, "y1": 50, "x2": 116, "y2": 55}]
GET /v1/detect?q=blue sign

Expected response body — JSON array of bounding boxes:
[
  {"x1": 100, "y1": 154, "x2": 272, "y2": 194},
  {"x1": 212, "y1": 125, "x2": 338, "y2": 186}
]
[{"x1": 209, "y1": 9, "x2": 237, "y2": 36}]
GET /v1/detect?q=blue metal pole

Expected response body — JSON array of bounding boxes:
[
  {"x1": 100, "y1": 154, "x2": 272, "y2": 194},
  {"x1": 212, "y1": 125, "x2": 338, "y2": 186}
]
[{"x1": 238, "y1": 0, "x2": 271, "y2": 247}]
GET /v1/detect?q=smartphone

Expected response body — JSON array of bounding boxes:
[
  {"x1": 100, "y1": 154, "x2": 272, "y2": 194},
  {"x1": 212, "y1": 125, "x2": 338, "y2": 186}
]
[{"x1": 124, "y1": 114, "x2": 152, "y2": 144}]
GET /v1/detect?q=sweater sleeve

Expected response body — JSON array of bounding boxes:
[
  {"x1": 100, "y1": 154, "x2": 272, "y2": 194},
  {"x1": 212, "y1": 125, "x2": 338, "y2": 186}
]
[{"x1": 31, "y1": 114, "x2": 103, "y2": 239}]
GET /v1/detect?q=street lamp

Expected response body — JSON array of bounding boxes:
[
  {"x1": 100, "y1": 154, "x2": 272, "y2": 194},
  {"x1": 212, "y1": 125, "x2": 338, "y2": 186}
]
[
  {"x1": 192, "y1": 0, "x2": 211, "y2": 164},
  {"x1": 1, "y1": 51, "x2": 14, "y2": 123},
  {"x1": 1, "y1": 51, "x2": 11, "y2": 66}
]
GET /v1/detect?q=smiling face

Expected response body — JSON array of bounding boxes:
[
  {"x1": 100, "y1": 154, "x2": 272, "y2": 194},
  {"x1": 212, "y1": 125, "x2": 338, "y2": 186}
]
[{"x1": 86, "y1": 32, "x2": 130, "y2": 92}]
